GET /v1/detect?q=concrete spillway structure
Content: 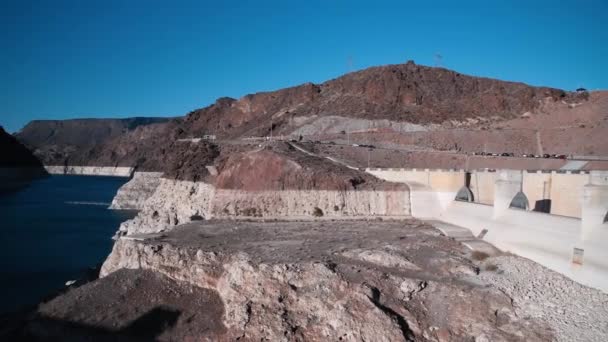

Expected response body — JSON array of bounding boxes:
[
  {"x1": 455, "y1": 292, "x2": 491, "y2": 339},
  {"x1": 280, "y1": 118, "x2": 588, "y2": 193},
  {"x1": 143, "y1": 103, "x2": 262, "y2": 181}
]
[{"x1": 367, "y1": 168, "x2": 608, "y2": 292}]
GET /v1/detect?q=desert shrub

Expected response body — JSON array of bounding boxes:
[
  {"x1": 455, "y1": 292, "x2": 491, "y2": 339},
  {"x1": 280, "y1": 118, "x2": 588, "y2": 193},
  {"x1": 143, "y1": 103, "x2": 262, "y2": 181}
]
[
  {"x1": 312, "y1": 207, "x2": 324, "y2": 217},
  {"x1": 333, "y1": 205, "x2": 339, "y2": 211}
]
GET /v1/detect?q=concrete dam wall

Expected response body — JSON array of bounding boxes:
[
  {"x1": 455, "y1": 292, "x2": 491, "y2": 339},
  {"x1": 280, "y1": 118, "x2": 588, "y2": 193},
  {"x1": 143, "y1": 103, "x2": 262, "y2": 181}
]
[{"x1": 368, "y1": 168, "x2": 608, "y2": 292}]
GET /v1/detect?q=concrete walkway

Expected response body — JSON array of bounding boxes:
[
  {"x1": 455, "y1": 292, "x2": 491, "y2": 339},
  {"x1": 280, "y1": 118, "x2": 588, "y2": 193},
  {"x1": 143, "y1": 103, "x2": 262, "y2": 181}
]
[
  {"x1": 426, "y1": 220, "x2": 501, "y2": 256},
  {"x1": 560, "y1": 160, "x2": 588, "y2": 170}
]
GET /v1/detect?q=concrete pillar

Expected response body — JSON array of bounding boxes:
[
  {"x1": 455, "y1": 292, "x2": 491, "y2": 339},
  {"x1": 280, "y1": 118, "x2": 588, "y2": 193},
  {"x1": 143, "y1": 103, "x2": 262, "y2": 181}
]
[
  {"x1": 581, "y1": 171, "x2": 608, "y2": 241},
  {"x1": 493, "y1": 170, "x2": 523, "y2": 218}
]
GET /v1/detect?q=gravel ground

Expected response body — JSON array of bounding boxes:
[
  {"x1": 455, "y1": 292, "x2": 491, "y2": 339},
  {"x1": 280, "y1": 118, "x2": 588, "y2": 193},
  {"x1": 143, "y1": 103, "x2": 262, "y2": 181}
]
[{"x1": 477, "y1": 255, "x2": 608, "y2": 342}]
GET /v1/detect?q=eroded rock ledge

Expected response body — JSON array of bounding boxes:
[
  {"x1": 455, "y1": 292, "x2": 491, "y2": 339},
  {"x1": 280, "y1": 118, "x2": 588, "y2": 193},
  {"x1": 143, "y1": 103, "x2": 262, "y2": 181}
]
[
  {"x1": 117, "y1": 177, "x2": 411, "y2": 236},
  {"x1": 94, "y1": 220, "x2": 552, "y2": 341},
  {"x1": 44, "y1": 165, "x2": 134, "y2": 177},
  {"x1": 113, "y1": 143, "x2": 412, "y2": 236},
  {"x1": 109, "y1": 172, "x2": 163, "y2": 210}
]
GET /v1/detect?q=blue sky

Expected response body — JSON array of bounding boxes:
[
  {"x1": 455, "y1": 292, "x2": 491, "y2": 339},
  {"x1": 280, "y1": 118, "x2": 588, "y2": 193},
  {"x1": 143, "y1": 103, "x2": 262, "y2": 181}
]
[{"x1": 1, "y1": 0, "x2": 606, "y2": 133}]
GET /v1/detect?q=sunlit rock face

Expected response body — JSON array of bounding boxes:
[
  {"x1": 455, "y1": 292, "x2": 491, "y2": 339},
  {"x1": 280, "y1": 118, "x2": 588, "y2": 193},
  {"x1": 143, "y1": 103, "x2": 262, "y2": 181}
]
[
  {"x1": 109, "y1": 172, "x2": 164, "y2": 210},
  {"x1": 98, "y1": 220, "x2": 552, "y2": 341}
]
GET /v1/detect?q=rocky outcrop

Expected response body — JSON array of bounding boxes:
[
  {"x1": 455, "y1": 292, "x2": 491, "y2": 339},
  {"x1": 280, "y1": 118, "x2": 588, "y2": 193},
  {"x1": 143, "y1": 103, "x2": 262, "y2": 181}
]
[
  {"x1": 97, "y1": 220, "x2": 552, "y2": 341},
  {"x1": 109, "y1": 172, "x2": 164, "y2": 210},
  {"x1": 117, "y1": 179, "x2": 216, "y2": 235},
  {"x1": 116, "y1": 144, "x2": 411, "y2": 236},
  {"x1": 15, "y1": 117, "x2": 171, "y2": 166},
  {"x1": 290, "y1": 115, "x2": 431, "y2": 136},
  {"x1": 25, "y1": 269, "x2": 227, "y2": 341},
  {"x1": 0, "y1": 126, "x2": 47, "y2": 192},
  {"x1": 118, "y1": 179, "x2": 410, "y2": 236},
  {"x1": 212, "y1": 189, "x2": 410, "y2": 218},
  {"x1": 44, "y1": 165, "x2": 134, "y2": 177}
]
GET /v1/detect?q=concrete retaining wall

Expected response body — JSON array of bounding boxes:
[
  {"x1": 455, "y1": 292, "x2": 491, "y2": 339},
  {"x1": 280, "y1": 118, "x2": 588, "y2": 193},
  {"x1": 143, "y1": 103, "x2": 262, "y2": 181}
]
[
  {"x1": 367, "y1": 167, "x2": 608, "y2": 292},
  {"x1": 438, "y1": 201, "x2": 608, "y2": 292},
  {"x1": 367, "y1": 168, "x2": 589, "y2": 218}
]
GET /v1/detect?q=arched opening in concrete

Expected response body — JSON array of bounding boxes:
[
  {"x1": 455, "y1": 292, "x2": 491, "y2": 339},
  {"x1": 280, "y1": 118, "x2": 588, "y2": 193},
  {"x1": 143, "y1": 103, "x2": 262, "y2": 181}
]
[
  {"x1": 455, "y1": 186, "x2": 474, "y2": 202},
  {"x1": 509, "y1": 191, "x2": 529, "y2": 210},
  {"x1": 603, "y1": 211, "x2": 608, "y2": 224}
]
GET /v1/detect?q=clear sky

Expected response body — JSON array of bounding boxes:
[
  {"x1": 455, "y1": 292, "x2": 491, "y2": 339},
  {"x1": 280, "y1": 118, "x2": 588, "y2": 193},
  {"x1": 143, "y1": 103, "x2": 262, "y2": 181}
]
[{"x1": 1, "y1": 0, "x2": 606, "y2": 133}]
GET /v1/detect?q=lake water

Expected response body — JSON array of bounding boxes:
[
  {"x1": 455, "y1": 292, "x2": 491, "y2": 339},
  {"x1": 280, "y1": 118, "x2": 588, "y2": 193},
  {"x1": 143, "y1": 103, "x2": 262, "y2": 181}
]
[{"x1": 0, "y1": 175, "x2": 135, "y2": 314}]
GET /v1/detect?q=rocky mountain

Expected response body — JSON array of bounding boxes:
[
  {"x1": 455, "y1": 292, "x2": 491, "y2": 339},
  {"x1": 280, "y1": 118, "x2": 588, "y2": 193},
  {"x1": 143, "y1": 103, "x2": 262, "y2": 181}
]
[
  {"x1": 15, "y1": 117, "x2": 172, "y2": 166},
  {"x1": 16, "y1": 61, "x2": 592, "y2": 173},
  {"x1": 0, "y1": 126, "x2": 46, "y2": 168},
  {"x1": 182, "y1": 61, "x2": 571, "y2": 139},
  {"x1": 0, "y1": 126, "x2": 47, "y2": 192}
]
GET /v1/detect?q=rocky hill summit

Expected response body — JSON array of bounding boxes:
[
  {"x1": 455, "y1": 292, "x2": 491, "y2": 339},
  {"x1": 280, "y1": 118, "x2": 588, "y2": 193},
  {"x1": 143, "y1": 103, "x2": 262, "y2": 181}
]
[
  {"x1": 15, "y1": 61, "x2": 588, "y2": 172},
  {"x1": 183, "y1": 61, "x2": 571, "y2": 138}
]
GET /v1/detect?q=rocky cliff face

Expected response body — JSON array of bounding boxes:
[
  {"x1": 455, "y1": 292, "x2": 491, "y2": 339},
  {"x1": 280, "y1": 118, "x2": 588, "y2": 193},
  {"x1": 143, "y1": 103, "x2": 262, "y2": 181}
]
[
  {"x1": 114, "y1": 143, "x2": 410, "y2": 236},
  {"x1": 93, "y1": 220, "x2": 553, "y2": 341},
  {"x1": 117, "y1": 178, "x2": 216, "y2": 235},
  {"x1": 109, "y1": 172, "x2": 164, "y2": 210},
  {"x1": 0, "y1": 126, "x2": 47, "y2": 192}
]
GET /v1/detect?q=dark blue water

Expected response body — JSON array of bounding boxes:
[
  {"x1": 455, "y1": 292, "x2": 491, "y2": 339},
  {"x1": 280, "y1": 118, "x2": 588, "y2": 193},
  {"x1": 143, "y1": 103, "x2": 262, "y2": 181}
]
[{"x1": 0, "y1": 175, "x2": 136, "y2": 314}]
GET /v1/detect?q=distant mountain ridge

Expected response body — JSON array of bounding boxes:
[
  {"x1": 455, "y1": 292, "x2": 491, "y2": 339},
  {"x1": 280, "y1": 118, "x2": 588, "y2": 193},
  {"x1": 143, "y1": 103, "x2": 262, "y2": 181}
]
[
  {"x1": 15, "y1": 61, "x2": 591, "y2": 172},
  {"x1": 16, "y1": 117, "x2": 172, "y2": 165}
]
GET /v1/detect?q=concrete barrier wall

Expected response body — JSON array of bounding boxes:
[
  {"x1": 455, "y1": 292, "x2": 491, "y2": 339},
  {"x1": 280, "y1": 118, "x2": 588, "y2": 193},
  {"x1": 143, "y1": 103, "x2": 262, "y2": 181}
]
[
  {"x1": 366, "y1": 168, "x2": 463, "y2": 212},
  {"x1": 522, "y1": 171, "x2": 552, "y2": 212},
  {"x1": 469, "y1": 171, "x2": 495, "y2": 205},
  {"x1": 367, "y1": 167, "x2": 608, "y2": 292},
  {"x1": 367, "y1": 168, "x2": 589, "y2": 218},
  {"x1": 438, "y1": 201, "x2": 608, "y2": 291},
  {"x1": 549, "y1": 172, "x2": 587, "y2": 218}
]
